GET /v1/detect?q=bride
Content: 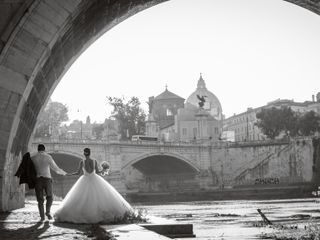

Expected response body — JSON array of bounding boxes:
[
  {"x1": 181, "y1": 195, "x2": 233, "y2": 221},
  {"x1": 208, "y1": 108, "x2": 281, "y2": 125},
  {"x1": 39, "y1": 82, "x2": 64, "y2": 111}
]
[{"x1": 54, "y1": 148, "x2": 133, "y2": 223}]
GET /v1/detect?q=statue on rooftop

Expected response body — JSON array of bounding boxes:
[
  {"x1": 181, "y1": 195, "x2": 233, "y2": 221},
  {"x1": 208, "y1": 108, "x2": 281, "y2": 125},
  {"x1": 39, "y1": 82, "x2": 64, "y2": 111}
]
[{"x1": 197, "y1": 94, "x2": 207, "y2": 108}]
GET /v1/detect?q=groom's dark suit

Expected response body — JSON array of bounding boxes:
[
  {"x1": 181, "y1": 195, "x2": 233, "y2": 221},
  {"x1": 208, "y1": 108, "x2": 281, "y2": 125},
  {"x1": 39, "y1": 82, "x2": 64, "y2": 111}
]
[{"x1": 15, "y1": 152, "x2": 36, "y2": 189}]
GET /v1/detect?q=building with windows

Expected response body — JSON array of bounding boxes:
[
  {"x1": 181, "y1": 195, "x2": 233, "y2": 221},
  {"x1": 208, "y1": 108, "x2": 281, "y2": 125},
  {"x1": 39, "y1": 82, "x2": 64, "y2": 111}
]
[
  {"x1": 146, "y1": 74, "x2": 223, "y2": 142},
  {"x1": 223, "y1": 93, "x2": 320, "y2": 142},
  {"x1": 146, "y1": 86, "x2": 185, "y2": 140},
  {"x1": 223, "y1": 107, "x2": 264, "y2": 142}
]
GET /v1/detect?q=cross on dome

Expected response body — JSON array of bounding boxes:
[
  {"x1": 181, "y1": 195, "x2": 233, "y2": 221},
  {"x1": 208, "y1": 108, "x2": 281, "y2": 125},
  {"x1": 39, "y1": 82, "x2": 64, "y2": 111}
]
[{"x1": 197, "y1": 73, "x2": 206, "y2": 89}]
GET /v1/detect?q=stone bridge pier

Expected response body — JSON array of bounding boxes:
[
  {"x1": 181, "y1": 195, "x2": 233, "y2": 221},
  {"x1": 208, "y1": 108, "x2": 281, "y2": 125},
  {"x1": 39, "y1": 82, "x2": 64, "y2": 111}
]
[{"x1": 0, "y1": 0, "x2": 319, "y2": 211}]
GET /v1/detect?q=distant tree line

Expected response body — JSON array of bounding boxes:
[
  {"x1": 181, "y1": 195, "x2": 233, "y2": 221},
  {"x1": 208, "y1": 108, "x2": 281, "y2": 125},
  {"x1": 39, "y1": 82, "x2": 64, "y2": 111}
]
[
  {"x1": 34, "y1": 101, "x2": 69, "y2": 138},
  {"x1": 255, "y1": 107, "x2": 320, "y2": 139},
  {"x1": 35, "y1": 99, "x2": 319, "y2": 142},
  {"x1": 34, "y1": 96, "x2": 147, "y2": 140}
]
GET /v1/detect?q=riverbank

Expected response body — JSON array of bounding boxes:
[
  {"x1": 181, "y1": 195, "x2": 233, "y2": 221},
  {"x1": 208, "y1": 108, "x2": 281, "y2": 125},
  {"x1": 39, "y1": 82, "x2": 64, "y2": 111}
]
[
  {"x1": 140, "y1": 198, "x2": 320, "y2": 239},
  {"x1": 1, "y1": 198, "x2": 320, "y2": 239},
  {"x1": 127, "y1": 184, "x2": 315, "y2": 204},
  {"x1": 0, "y1": 200, "x2": 191, "y2": 240}
]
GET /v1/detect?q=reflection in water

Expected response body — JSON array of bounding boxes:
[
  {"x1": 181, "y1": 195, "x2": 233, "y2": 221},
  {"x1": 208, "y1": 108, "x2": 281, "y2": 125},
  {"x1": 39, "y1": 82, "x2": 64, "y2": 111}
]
[{"x1": 137, "y1": 198, "x2": 320, "y2": 240}]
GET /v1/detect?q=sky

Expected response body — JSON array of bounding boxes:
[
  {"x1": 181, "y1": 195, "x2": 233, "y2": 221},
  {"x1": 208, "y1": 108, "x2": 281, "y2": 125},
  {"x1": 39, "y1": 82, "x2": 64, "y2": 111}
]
[{"x1": 51, "y1": 0, "x2": 320, "y2": 124}]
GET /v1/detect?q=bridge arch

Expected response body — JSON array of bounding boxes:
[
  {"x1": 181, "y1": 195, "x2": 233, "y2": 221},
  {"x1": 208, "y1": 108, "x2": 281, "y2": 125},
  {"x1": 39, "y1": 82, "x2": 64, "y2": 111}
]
[
  {"x1": 46, "y1": 152, "x2": 82, "y2": 198},
  {"x1": 0, "y1": 0, "x2": 319, "y2": 210},
  {"x1": 48, "y1": 151, "x2": 83, "y2": 162},
  {"x1": 47, "y1": 150, "x2": 100, "y2": 174},
  {"x1": 123, "y1": 152, "x2": 200, "y2": 175}
]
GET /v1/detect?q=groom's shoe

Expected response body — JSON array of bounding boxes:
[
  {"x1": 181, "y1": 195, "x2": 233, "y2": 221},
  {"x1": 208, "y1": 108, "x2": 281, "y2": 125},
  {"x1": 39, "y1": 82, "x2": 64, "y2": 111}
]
[{"x1": 45, "y1": 212, "x2": 53, "y2": 220}]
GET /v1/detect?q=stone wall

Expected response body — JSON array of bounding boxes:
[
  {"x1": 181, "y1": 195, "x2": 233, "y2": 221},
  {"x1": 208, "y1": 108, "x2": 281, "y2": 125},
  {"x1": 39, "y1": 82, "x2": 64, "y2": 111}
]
[{"x1": 214, "y1": 138, "x2": 314, "y2": 188}]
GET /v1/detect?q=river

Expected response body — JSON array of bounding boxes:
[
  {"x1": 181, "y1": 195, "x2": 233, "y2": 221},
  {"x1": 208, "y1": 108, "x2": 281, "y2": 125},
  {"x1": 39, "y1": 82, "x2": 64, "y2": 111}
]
[{"x1": 136, "y1": 198, "x2": 320, "y2": 239}]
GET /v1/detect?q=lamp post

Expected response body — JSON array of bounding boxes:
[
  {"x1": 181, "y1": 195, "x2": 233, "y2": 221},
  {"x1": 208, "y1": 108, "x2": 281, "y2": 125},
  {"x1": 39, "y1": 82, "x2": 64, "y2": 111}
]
[
  {"x1": 246, "y1": 114, "x2": 249, "y2": 141},
  {"x1": 80, "y1": 121, "x2": 83, "y2": 139},
  {"x1": 77, "y1": 109, "x2": 83, "y2": 139}
]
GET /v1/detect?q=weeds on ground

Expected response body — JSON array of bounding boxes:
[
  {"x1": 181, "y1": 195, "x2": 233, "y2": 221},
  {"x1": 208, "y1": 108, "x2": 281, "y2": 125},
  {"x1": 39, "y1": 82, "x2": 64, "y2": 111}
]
[
  {"x1": 260, "y1": 218, "x2": 320, "y2": 240},
  {"x1": 107, "y1": 208, "x2": 149, "y2": 225}
]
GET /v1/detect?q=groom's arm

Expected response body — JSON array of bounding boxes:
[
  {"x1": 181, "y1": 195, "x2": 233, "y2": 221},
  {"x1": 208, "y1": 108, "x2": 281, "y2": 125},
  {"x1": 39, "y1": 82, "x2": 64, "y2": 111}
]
[{"x1": 48, "y1": 155, "x2": 67, "y2": 175}]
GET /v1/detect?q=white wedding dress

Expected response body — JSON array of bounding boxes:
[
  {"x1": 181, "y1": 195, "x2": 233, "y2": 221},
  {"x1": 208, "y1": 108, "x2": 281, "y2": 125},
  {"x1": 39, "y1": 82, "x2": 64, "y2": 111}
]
[{"x1": 54, "y1": 160, "x2": 133, "y2": 223}]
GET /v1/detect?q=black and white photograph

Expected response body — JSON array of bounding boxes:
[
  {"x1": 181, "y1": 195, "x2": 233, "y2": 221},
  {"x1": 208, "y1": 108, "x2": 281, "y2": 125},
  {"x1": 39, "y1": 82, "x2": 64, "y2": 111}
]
[{"x1": 1, "y1": 0, "x2": 320, "y2": 239}]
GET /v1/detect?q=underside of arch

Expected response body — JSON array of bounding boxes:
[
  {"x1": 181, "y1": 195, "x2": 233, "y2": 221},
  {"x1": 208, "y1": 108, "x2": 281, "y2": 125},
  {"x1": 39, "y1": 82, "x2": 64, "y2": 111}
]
[
  {"x1": 132, "y1": 155, "x2": 199, "y2": 176},
  {"x1": 48, "y1": 152, "x2": 82, "y2": 177}
]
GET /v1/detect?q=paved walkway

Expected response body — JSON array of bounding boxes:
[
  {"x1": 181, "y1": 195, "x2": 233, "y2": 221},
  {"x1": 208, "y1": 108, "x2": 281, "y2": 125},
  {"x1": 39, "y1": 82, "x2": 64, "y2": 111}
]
[{"x1": 0, "y1": 201, "x2": 171, "y2": 240}]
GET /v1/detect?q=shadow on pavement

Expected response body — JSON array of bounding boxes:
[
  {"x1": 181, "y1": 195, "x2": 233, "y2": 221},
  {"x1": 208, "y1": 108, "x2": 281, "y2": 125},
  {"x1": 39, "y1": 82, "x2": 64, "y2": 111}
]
[{"x1": 0, "y1": 221, "x2": 50, "y2": 239}]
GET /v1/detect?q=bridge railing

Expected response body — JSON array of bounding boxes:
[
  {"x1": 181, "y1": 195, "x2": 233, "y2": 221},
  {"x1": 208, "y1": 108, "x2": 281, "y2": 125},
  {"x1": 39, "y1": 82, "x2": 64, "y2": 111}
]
[
  {"x1": 32, "y1": 137, "x2": 217, "y2": 146},
  {"x1": 31, "y1": 137, "x2": 298, "y2": 148}
]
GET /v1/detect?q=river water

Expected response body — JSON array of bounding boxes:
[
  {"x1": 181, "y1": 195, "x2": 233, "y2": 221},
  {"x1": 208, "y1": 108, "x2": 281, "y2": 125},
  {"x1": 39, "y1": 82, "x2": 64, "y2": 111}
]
[{"x1": 136, "y1": 198, "x2": 320, "y2": 240}]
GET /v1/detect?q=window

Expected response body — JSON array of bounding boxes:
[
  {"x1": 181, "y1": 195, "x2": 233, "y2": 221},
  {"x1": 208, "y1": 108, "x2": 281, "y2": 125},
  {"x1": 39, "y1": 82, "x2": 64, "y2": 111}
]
[
  {"x1": 193, "y1": 128, "x2": 197, "y2": 137},
  {"x1": 166, "y1": 108, "x2": 173, "y2": 116},
  {"x1": 182, "y1": 128, "x2": 187, "y2": 136}
]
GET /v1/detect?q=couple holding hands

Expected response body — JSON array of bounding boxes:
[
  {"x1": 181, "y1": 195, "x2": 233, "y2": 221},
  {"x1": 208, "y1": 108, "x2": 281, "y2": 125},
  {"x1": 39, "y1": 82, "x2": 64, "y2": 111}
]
[{"x1": 25, "y1": 144, "x2": 132, "y2": 223}]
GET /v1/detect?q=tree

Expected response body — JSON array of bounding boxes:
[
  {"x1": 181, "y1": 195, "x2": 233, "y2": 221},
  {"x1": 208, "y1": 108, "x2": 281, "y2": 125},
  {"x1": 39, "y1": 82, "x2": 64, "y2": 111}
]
[
  {"x1": 297, "y1": 111, "x2": 320, "y2": 136},
  {"x1": 279, "y1": 106, "x2": 299, "y2": 137},
  {"x1": 107, "y1": 96, "x2": 146, "y2": 140},
  {"x1": 255, "y1": 107, "x2": 297, "y2": 139},
  {"x1": 256, "y1": 107, "x2": 320, "y2": 139},
  {"x1": 34, "y1": 101, "x2": 69, "y2": 138},
  {"x1": 255, "y1": 107, "x2": 282, "y2": 139}
]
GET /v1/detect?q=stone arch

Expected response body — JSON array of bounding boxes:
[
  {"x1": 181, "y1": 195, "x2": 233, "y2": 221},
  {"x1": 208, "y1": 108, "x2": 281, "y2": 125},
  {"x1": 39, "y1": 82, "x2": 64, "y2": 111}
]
[
  {"x1": 122, "y1": 152, "x2": 200, "y2": 174},
  {"x1": 0, "y1": 0, "x2": 319, "y2": 210},
  {"x1": 47, "y1": 150, "x2": 83, "y2": 161},
  {"x1": 46, "y1": 150, "x2": 100, "y2": 172},
  {"x1": 122, "y1": 152, "x2": 201, "y2": 193},
  {"x1": 46, "y1": 152, "x2": 82, "y2": 198}
]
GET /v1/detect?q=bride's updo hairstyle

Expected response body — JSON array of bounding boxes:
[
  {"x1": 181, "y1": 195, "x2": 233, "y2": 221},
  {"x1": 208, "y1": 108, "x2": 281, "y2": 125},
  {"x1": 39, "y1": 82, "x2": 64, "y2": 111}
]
[{"x1": 84, "y1": 148, "x2": 91, "y2": 156}]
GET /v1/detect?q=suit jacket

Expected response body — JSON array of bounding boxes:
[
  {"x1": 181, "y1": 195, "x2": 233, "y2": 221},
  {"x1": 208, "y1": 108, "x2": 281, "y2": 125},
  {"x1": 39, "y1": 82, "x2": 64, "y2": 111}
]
[{"x1": 15, "y1": 152, "x2": 37, "y2": 189}]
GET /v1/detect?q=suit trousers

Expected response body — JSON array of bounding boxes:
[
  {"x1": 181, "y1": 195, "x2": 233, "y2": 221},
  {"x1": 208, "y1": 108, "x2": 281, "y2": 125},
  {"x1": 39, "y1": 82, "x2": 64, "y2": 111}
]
[{"x1": 35, "y1": 177, "x2": 53, "y2": 214}]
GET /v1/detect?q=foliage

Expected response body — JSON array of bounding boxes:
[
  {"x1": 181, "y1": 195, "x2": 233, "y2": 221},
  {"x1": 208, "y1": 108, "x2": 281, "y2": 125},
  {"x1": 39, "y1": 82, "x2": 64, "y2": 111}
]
[
  {"x1": 107, "y1": 96, "x2": 146, "y2": 140},
  {"x1": 255, "y1": 107, "x2": 296, "y2": 139},
  {"x1": 34, "y1": 101, "x2": 69, "y2": 138},
  {"x1": 108, "y1": 208, "x2": 149, "y2": 225},
  {"x1": 280, "y1": 106, "x2": 299, "y2": 136},
  {"x1": 261, "y1": 218, "x2": 320, "y2": 240},
  {"x1": 255, "y1": 107, "x2": 320, "y2": 139},
  {"x1": 297, "y1": 111, "x2": 320, "y2": 136}
]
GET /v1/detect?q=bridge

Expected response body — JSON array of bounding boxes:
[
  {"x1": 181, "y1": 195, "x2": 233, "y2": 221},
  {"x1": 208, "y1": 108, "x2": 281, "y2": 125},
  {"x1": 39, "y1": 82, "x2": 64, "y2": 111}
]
[
  {"x1": 30, "y1": 139, "x2": 215, "y2": 196},
  {"x1": 31, "y1": 140, "x2": 203, "y2": 174},
  {"x1": 30, "y1": 138, "x2": 316, "y2": 199}
]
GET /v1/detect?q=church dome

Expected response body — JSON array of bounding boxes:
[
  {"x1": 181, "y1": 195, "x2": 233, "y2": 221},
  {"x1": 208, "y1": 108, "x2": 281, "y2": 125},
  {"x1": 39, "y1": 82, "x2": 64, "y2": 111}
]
[{"x1": 185, "y1": 74, "x2": 223, "y2": 120}]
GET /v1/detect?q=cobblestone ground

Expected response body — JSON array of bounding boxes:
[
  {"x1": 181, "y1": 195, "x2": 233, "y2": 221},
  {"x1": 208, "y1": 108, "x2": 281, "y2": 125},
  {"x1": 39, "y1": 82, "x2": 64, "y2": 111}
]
[{"x1": 0, "y1": 201, "x2": 115, "y2": 240}]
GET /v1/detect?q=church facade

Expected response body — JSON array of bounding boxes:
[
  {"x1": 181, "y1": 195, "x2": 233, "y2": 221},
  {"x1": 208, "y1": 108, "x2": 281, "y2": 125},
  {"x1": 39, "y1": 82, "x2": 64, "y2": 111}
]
[{"x1": 146, "y1": 74, "x2": 223, "y2": 142}]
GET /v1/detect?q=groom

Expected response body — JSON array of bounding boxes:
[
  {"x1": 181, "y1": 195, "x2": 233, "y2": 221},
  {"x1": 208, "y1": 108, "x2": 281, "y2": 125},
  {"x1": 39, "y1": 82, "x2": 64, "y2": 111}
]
[{"x1": 31, "y1": 144, "x2": 66, "y2": 221}]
